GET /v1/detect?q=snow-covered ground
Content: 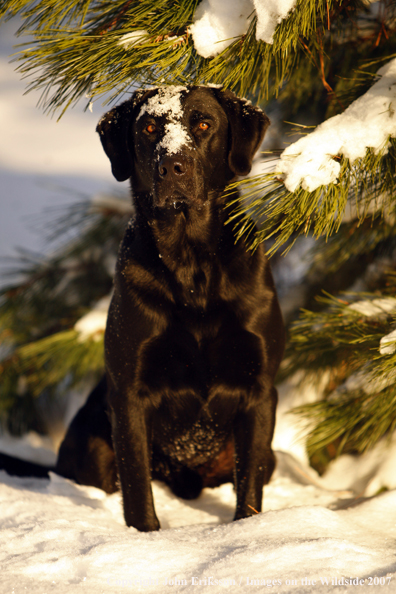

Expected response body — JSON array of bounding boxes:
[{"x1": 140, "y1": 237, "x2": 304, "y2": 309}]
[
  {"x1": 1, "y1": 464, "x2": 395, "y2": 594},
  {"x1": 1, "y1": 379, "x2": 396, "y2": 594}
]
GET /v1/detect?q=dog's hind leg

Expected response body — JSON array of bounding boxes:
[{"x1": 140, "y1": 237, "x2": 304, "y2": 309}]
[{"x1": 55, "y1": 376, "x2": 118, "y2": 493}]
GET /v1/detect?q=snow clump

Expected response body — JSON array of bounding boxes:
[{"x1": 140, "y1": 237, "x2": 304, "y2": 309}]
[
  {"x1": 74, "y1": 295, "x2": 111, "y2": 342},
  {"x1": 137, "y1": 86, "x2": 192, "y2": 155},
  {"x1": 380, "y1": 328, "x2": 396, "y2": 355},
  {"x1": 157, "y1": 122, "x2": 192, "y2": 156},
  {"x1": 348, "y1": 297, "x2": 396, "y2": 317},
  {"x1": 190, "y1": 0, "x2": 252, "y2": 58},
  {"x1": 137, "y1": 86, "x2": 187, "y2": 121},
  {"x1": 118, "y1": 30, "x2": 148, "y2": 47},
  {"x1": 190, "y1": 0, "x2": 297, "y2": 58},
  {"x1": 253, "y1": 0, "x2": 297, "y2": 43},
  {"x1": 279, "y1": 58, "x2": 396, "y2": 192}
]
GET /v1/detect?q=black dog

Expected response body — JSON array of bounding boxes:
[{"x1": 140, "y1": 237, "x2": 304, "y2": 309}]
[{"x1": 1, "y1": 86, "x2": 285, "y2": 532}]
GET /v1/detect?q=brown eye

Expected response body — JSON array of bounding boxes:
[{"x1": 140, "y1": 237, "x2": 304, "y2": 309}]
[
  {"x1": 146, "y1": 124, "x2": 156, "y2": 133},
  {"x1": 199, "y1": 122, "x2": 210, "y2": 131}
]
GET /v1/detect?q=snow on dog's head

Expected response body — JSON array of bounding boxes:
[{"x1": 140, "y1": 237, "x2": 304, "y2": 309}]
[
  {"x1": 137, "y1": 86, "x2": 192, "y2": 155},
  {"x1": 136, "y1": 86, "x2": 187, "y2": 121}
]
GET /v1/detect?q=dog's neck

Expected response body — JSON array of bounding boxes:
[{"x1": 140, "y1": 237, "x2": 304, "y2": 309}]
[
  {"x1": 135, "y1": 189, "x2": 235, "y2": 254},
  {"x1": 133, "y1": 189, "x2": 243, "y2": 305}
]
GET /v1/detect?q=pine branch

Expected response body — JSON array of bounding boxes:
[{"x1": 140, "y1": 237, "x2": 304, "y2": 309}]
[
  {"x1": 1, "y1": 0, "x2": 336, "y2": 114},
  {"x1": 285, "y1": 288, "x2": 396, "y2": 457},
  {"x1": 294, "y1": 385, "x2": 396, "y2": 457},
  {"x1": 227, "y1": 137, "x2": 396, "y2": 254},
  {"x1": 0, "y1": 194, "x2": 131, "y2": 431},
  {"x1": 17, "y1": 330, "x2": 105, "y2": 396},
  {"x1": 309, "y1": 216, "x2": 396, "y2": 275}
]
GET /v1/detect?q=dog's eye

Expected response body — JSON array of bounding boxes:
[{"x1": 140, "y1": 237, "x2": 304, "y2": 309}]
[
  {"x1": 146, "y1": 124, "x2": 157, "y2": 133},
  {"x1": 198, "y1": 122, "x2": 210, "y2": 131}
]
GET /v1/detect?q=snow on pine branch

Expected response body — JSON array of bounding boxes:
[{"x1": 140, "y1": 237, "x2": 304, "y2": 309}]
[
  {"x1": 380, "y1": 328, "x2": 396, "y2": 355},
  {"x1": 279, "y1": 59, "x2": 396, "y2": 193},
  {"x1": 190, "y1": 0, "x2": 297, "y2": 58},
  {"x1": 118, "y1": 30, "x2": 148, "y2": 48},
  {"x1": 347, "y1": 297, "x2": 396, "y2": 356},
  {"x1": 348, "y1": 297, "x2": 396, "y2": 318},
  {"x1": 74, "y1": 295, "x2": 111, "y2": 342}
]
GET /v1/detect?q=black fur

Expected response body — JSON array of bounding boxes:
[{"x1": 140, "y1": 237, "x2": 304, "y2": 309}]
[{"x1": 1, "y1": 86, "x2": 285, "y2": 532}]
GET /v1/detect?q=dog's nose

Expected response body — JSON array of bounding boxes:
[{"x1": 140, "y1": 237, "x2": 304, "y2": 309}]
[{"x1": 158, "y1": 156, "x2": 188, "y2": 178}]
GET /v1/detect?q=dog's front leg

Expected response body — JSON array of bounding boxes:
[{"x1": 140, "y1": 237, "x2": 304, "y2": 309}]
[
  {"x1": 110, "y1": 400, "x2": 160, "y2": 532},
  {"x1": 233, "y1": 388, "x2": 277, "y2": 520}
]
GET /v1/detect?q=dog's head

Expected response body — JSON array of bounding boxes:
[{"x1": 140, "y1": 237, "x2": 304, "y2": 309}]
[{"x1": 97, "y1": 86, "x2": 269, "y2": 210}]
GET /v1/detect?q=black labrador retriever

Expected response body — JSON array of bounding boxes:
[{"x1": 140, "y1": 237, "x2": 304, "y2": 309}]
[{"x1": 1, "y1": 86, "x2": 285, "y2": 532}]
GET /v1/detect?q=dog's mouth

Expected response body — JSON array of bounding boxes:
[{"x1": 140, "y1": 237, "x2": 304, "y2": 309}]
[
  {"x1": 153, "y1": 189, "x2": 194, "y2": 210},
  {"x1": 153, "y1": 193, "x2": 210, "y2": 214},
  {"x1": 171, "y1": 200, "x2": 185, "y2": 210},
  {"x1": 166, "y1": 192, "x2": 191, "y2": 209}
]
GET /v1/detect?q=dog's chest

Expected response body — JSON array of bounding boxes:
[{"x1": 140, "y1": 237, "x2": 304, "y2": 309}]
[{"x1": 153, "y1": 408, "x2": 232, "y2": 466}]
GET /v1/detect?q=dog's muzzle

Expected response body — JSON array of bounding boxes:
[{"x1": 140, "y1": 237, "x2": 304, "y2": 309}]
[
  {"x1": 154, "y1": 153, "x2": 204, "y2": 208},
  {"x1": 158, "y1": 155, "x2": 193, "y2": 181}
]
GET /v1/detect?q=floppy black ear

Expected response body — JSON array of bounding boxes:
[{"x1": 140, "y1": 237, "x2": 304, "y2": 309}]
[
  {"x1": 96, "y1": 101, "x2": 134, "y2": 181},
  {"x1": 96, "y1": 90, "x2": 151, "y2": 182},
  {"x1": 213, "y1": 89, "x2": 270, "y2": 176}
]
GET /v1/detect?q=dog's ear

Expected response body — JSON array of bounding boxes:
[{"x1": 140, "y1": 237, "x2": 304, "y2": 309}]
[
  {"x1": 213, "y1": 89, "x2": 270, "y2": 176},
  {"x1": 96, "y1": 90, "x2": 151, "y2": 182},
  {"x1": 96, "y1": 101, "x2": 134, "y2": 182}
]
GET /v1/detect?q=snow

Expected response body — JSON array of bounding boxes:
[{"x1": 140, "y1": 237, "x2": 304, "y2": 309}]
[
  {"x1": 137, "y1": 87, "x2": 192, "y2": 155},
  {"x1": 348, "y1": 297, "x2": 396, "y2": 317},
  {"x1": 380, "y1": 328, "x2": 396, "y2": 355},
  {"x1": 137, "y1": 86, "x2": 186, "y2": 121},
  {"x1": 74, "y1": 295, "x2": 111, "y2": 342},
  {"x1": 158, "y1": 121, "x2": 192, "y2": 155},
  {"x1": 253, "y1": 0, "x2": 297, "y2": 44},
  {"x1": 279, "y1": 58, "x2": 396, "y2": 192},
  {"x1": 0, "y1": 431, "x2": 56, "y2": 467},
  {"x1": 1, "y1": 378, "x2": 396, "y2": 593},
  {"x1": 321, "y1": 433, "x2": 396, "y2": 497},
  {"x1": 119, "y1": 30, "x2": 148, "y2": 48},
  {"x1": 190, "y1": 0, "x2": 297, "y2": 58},
  {"x1": 190, "y1": 0, "x2": 253, "y2": 58},
  {"x1": 1, "y1": 452, "x2": 396, "y2": 592}
]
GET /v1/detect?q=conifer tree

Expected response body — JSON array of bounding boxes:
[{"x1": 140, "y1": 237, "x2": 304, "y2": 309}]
[{"x1": 1, "y1": 0, "x2": 396, "y2": 469}]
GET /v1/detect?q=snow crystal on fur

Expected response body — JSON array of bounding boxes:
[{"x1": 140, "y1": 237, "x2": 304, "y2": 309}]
[
  {"x1": 157, "y1": 122, "x2": 191, "y2": 155},
  {"x1": 138, "y1": 87, "x2": 191, "y2": 155},
  {"x1": 137, "y1": 86, "x2": 187, "y2": 121}
]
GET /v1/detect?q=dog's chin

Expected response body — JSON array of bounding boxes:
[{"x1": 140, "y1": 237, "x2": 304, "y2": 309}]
[
  {"x1": 153, "y1": 192, "x2": 207, "y2": 211},
  {"x1": 165, "y1": 196, "x2": 190, "y2": 210}
]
